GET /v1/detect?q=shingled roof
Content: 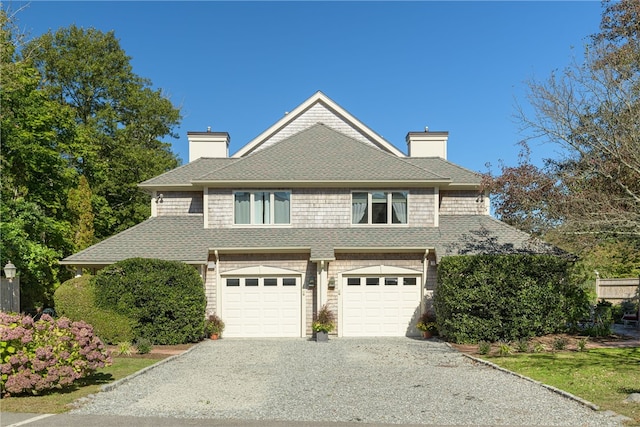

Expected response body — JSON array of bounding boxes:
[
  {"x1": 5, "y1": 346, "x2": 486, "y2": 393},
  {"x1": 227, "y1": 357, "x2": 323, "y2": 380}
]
[
  {"x1": 61, "y1": 214, "x2": 556, "y2": 267},
  {"x1": 138, "y1": 124, "x2": 482, "y2": 189},
  {"x1": 194, "y1": 124, "x2": 449, "y2": 184}
]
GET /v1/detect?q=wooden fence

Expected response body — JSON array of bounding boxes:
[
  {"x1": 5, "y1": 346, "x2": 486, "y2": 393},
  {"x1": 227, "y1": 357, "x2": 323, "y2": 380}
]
[
  {"x1": 1, "y1": 277, "x2": 20, "y2": 313},
  {"x1": 596, "y1": 277, "x2": 640, "y2": 305}
]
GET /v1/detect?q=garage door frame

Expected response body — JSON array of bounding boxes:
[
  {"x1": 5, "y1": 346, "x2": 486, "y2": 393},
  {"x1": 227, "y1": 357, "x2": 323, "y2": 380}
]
[
  {"x1": 220, "y1": 265, "x2": 305, "y2": 338},
  {"x1": 338, "y1": 265, "x2": 423, "y2": 337}
]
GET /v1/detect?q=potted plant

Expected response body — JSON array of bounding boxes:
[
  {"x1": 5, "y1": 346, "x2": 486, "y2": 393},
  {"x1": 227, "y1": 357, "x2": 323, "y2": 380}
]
[
  {"x1": 416, "y1": 312, "x2": 438, "y2": 339},
  {"x1": 205, "y1": 313, "x2": 225, "y2": 340},
  {"x1": 312, "y1": 304, "x2": 335, "y2": 342}
]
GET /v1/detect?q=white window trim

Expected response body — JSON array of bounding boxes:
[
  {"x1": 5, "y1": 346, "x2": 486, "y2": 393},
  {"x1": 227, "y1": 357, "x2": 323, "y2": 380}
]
[
  {"x1": 351, "y1": 190, "x2": 409, "y2": 226},
  {"x1": 233, "y1": 190, "x2": 292, "y2": 226}
]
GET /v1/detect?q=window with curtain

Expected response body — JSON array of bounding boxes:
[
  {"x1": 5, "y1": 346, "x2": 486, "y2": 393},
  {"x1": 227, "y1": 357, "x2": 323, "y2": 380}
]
[
  {"x1": 254, "y1": 191, "x2": 270, "y2": 224},
  {"x1": 352, "y1": 191, "x2": 408, "y2": 225},
  {"x1": 392, "y1": 192, "x2": 407, "y2": 224},
  {"x1": 352, "y1": 192, "x2": 368, "y2": 224},
  {"x1": 274, "y1": 192, "x2": 290, "y2": 224},
  {"x1": 234, "y1": 191, "x2": 291, "y2": 225},
  {"x1": 234, "y1": 192, "x2": 250, "y2": 224}
]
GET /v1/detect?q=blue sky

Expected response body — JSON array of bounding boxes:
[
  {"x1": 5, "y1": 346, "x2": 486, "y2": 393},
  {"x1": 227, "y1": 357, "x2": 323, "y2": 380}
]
[{"x1": 13, "y1": 1, "x2": 602, "y2": 173}]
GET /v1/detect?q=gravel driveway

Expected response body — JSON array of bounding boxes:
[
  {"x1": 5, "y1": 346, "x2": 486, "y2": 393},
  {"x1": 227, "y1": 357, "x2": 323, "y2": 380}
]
[{"x1": 72, "y1": 338, "x2": 622, "y2": 426}]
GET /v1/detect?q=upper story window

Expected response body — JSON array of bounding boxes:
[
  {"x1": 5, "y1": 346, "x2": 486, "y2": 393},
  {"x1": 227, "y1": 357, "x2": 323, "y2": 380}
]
[
  {"x1": 352, "y1": 191, "x2": 407, "y2": 225},
  {"x1": 234, "y1": 191, "x2": 291, "y2": 225}
]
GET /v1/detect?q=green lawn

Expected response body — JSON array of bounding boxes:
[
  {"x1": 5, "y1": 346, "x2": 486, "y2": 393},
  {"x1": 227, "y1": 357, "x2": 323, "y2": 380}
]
[
  {"x1": 483, "y1": 347, "x2": 640, "y2": 425},
  {"x1": 1, "y1": 357, "x2": 160, "y2": 414}
]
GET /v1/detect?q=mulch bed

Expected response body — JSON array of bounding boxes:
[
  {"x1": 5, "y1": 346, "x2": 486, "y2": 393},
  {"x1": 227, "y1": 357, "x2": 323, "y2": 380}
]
[
  {"x1": 449, "y1": 332, "x2": 639, "y2": 356},
  {"x1": 107, "y1": 343, "x2": 196, "y2": 359}
]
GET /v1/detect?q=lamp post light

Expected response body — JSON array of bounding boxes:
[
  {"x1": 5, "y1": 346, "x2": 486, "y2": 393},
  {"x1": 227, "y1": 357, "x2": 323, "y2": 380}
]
[{"x1": 3, "y1": 261, "x2": 17, "y2": 282}]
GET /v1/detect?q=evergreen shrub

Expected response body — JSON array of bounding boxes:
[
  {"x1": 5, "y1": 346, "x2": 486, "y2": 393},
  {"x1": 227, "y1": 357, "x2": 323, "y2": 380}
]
[
  {"x1": 54, "y1": 275, "x2": 134, "y2": 344},
  {"x1": 94, "y1": 258, "x2": 206, "y2": 345},
  {"x1": 434, "y1": 254, "x2": 589, "y2": 343}
]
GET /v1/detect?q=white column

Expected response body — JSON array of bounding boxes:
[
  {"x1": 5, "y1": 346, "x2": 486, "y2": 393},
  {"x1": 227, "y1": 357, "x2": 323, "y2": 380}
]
[
  {"x1": 203, "y1": 187, "x2": 209, "y2": 228},
  {"x1": 151, "y1": 191, "x2": 158, "y2": 217}
]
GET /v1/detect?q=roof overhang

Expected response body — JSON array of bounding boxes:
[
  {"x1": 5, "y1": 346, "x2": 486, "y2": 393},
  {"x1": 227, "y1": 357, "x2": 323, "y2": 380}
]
[
  {"x1": 58, "y1": 260, "x2": 206, "y2": 267},
  {"x1": 138, "y1": 184, "x2": 205, "y2": 191},
  {"x1": 191, "y1": 180, "x2": 451, "y2": 188},
  {"x1": 334, "y1": 247, "x2": 433, "y2": 254},
  {"x1": 211, "y1": 247, "x2": 311, "y2": 255}
]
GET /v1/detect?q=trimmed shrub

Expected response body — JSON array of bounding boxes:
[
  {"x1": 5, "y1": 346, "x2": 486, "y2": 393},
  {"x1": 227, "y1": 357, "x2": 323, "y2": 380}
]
[
  {"x1": 0, "y1": 312, "x2": 112, "y2": 396},
  {"x1": 94, "y1": 258, "x2": 206, "y2": 345},
  {"x1": 54, "y1": 275, "x2": 134, "y2": 344},
  {"x1": 53, "y1": 275, "x2": 94, "y2": 319},
  {"x1": 434, "y1": 254, "x2": 590, "y2": 343}
]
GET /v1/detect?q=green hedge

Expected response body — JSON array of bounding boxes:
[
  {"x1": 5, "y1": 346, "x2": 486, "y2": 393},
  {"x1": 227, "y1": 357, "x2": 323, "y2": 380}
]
[
  {"x1": 53, "y1": 275, "x2": 134, "y2": 344},
  {"x1": 93, "y1": 258, "x2": 206, "y2": 345},
  {"x1": 434, "y1": 254, "x2": 589, "y2": 343}
]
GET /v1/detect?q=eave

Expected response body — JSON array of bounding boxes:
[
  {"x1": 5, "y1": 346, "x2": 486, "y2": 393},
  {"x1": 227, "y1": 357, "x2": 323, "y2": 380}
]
[
  {"x1": 191, "y1": 179, "x2": 452, "y2": 188},
  {"x1": 211, "y1": 247, "x2": 311, "y2": 254},
  {"x1": 334, "y1": 246, "x2": 433, "y2": 253}
]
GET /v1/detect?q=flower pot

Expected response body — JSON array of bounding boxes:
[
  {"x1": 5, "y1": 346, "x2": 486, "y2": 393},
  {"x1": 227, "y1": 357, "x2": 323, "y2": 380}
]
[
  {"x1": 422, "y1": 331, "x2": 432, "y2": 339},
  {"x1": 210, "y1": 333, "x2": 219, "y2": 340},
  {"x1": 316, "y1": 331, "x2": 328, "y2": 342}
]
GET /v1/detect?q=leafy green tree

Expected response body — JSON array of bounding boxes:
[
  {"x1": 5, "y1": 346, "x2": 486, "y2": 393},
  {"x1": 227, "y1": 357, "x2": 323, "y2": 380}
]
[
  {"x1": 27, "y1": 25, "x2": 181, "y2": 238},
  {"x1": 1, "y1": 10, "x2": 75, "y2": 309},
  {"x1": 1, "y1": 10, "x2": 182, "y2": 309},
  {"x1": 67, "y1": 175, "x2": 95, "y2": 251}
]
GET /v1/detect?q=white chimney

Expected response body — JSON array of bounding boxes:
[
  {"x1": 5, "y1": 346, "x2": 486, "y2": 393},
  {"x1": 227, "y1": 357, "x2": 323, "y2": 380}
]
[
  {"x1": 406, "y1": 131, "x2": 448, "y2": 159},
  {"x1": 188, "y1": 130, "x2": 230, "y2": 161}
]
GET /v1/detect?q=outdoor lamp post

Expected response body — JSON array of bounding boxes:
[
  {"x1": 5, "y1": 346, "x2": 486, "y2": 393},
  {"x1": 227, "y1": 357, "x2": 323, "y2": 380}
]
[{"x1": 3, "y1": 261, "x2": 16, "y2": 282}]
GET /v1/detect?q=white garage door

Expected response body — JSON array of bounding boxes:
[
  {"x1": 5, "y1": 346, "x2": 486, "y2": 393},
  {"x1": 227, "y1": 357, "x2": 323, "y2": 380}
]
[
  {"x1": 342, "y1": 276, "x2": 421, "y2": 337},
  {"x1": 222, "y1": 277, "x2": 301, "y2": 338}
]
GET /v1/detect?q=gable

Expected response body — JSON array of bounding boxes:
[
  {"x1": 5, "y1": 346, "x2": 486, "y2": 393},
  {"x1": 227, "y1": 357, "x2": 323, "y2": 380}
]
[{"x1": 233, "y1": 91, "x2": 404, "y2": 158}]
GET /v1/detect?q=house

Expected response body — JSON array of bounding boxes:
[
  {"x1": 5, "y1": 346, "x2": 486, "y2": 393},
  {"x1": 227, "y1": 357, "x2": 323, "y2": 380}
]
[{"x1": 61, "y1": 91, "x2": 550, "y2": 338}]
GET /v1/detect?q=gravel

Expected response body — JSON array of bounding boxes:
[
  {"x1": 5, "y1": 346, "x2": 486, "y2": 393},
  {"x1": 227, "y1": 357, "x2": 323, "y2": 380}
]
[{"x1": 72, "y1": 338, "x2": 624, "y2": 426}]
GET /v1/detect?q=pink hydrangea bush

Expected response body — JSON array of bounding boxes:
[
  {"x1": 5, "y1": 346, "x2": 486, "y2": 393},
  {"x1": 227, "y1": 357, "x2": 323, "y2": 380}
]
[{"x1": 1, "y1": 312, "x2": 112, "y2": 396}]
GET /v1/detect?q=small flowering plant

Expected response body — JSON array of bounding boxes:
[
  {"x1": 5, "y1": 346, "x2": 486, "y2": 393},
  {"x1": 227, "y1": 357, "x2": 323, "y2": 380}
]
[
  {"x1": 312, "y1": 304, "x2": 335, "y2": 333},
  {"x1": 0, "y1": 312, "x2": 112, "y2": 397},
  {"x1": 416, "y1": 312, "x2": 438, "y2": 333}
]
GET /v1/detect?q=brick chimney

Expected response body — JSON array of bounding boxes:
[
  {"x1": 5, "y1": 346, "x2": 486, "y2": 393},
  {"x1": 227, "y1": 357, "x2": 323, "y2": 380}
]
[
  {"x1": 188, "y1": 128, "x2": 230, "y2": 161},
  {"x1": 406, "y1": 130, "x2": 448, "y2": 159}
]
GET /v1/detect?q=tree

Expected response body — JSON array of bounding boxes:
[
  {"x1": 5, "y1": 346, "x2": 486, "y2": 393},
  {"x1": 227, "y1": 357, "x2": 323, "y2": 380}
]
[
  {"x1": 486, "y1": 0, "x2": 640, "y2": 242},
  {"x1": 67, "y1": 175, "x2": 95, "y2": 251},
  {"x1": 1, "y1": 9, "x2": 75, "y2": 309},
  {"x1": 1, "y1": 10, "x2": 183, "y2": 309},
  {"x1": 26, "y1": 25, "x2": 181, "y2": 238}
]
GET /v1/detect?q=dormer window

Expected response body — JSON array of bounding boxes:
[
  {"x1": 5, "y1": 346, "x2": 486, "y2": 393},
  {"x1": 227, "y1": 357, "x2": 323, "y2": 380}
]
[
  {"x1": 234, "y1": 191, "x2": 291, "y2": 225},
  {"x1": 352, "y1": 191, "x2": 407, "y2": 225}
]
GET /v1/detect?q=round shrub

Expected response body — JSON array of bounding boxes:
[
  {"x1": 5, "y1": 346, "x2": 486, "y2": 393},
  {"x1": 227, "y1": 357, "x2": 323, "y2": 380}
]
[
  {"x1": 0, "y1": 312, "x2": 112, "y2": 396},
  {"x1": 94, "y1": 258, "x2": 206, "y2": 345},
  {"x1": 54, "y1": 275, "x2": 94, "y2": 320},
  {"x1": 434, "y1": 254, "x2": 590, "y2": 343},
  {"x1": 54, "y1": 275, "x2": 134, "y2": 344}
]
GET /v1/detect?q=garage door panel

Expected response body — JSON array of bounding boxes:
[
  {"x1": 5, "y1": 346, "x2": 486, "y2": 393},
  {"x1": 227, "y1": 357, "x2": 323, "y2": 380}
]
[
  {"x1": 343, "y1": 276, "x2": 420, "y2": 337},
  {"x1": 222, "y1": 277, "x2": 301, "y2": 338}
]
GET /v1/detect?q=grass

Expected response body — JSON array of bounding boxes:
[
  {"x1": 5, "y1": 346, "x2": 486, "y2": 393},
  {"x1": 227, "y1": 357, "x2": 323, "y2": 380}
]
[
  {"x1": 1, "y1": 357, "x2": 160, "y2": 414},
  {"x1": 483, "y1": 347, "x2": 640, "y2": 424}
]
